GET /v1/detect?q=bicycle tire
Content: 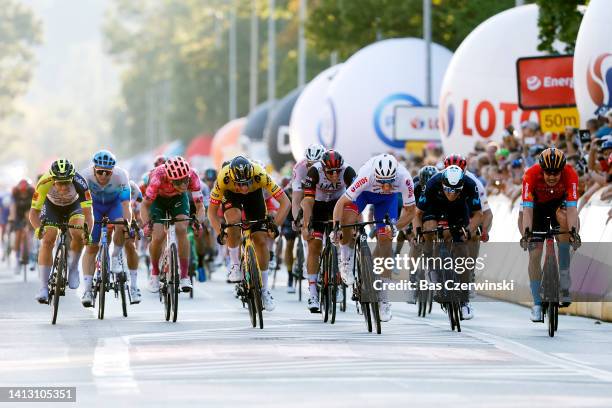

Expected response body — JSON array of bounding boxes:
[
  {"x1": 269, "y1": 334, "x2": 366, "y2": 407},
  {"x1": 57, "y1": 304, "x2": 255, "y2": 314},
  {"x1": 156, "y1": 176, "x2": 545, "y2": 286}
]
[
  {"x1": 170, "y1": 244, "x2": 179, "y2": 322},
  {"x1": 98, "y1": 246, "x2": 109, "y2": 320},
  {"x1": 418, "y1": 290, "x2": 426, "y2": 317},
  {"x1": 50, "y1": 244, "x2": 65, "y2": 325},
  {"x1": 296, "y1": 238, "x2": 304, "y2": 302},
  {"x1": 427, "y1": 290, "x2": 433, "y2": 314},
  {"x1": 320, "y1": 245, "x2": 330, "y2": 323},
  {"x1": 453, "y1": 301, "x2": 462, "y2": 332},
  {"x1": 163, "y1": 279, "x2": 171, "y2": 321},
  {"x1": 363, "y1": 302, "x2": 373, "y2": 332},
  {"x1": 340, "y1": 285, "x2": 346, "y2": 312},
  {"x1": 247, "y1": 245, "x2": 264, "y2": 329},
  {"x1": 554, "y1": 304, "x2": 559, "y2": 332},
  {"x1": 359, "y1": 243, "x2": 381, "y2": 333},
  {"x1": 330, "y1": 245, "x2": 339, "y2": 324},
  {"x1": 119, "y1": 280, "x2": 128, "y2": 318},
  {"x1": 189, "y1": 275, "x2": 194, "y2": 299},
  {"x1": 548, "y1": 302, "x2": 555, "y2": 337}
]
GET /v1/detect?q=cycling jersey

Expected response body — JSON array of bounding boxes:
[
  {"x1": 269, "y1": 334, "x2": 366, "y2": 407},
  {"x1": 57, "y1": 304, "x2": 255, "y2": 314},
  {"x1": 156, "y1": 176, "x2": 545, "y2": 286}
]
[
  {"x1": 11, "y1": 186, "x2": 35, "y2": 219},
  {"x1": 145, "y1": 165, "x2": 203, "y2": 203},
  {"x1": 129, "y1": 180, "x2": 143, "y2": 213},
  {"x1": 521, "y1": 164, "x2": 579, "y2": 208},
  {"x1": 209, "y1": 162, "x2": 283, "y2": 205},
  {"x1": 31, "y1": 171, "x2": 92, "y2": 210},
  {"x1": 81, "y1": 165, "x2": 131, "y2": 205},
  {"x1": 291, "y1": 159, "x2": 309, "y2": 192},
  {"x1": 302, "y1": 162, "x2": 356, "y2": 202},
  {"x1": 417, "y1": 173, "x2": 482, "y2": 224},
  {"x1": 465, "y1": 170, "x2": 490, "y2": 211},
  {"x1": 412, "y1": 176, "x2": 424, "y2": 203},
  {"x1": 344, "y1": 157, "x2": 416, "y2": 206}
]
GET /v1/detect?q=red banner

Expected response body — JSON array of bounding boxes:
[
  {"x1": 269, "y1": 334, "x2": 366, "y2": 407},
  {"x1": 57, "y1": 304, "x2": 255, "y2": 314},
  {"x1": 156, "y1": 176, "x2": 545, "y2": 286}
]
[{"x1": 516, "y1": 55, "x2": 575, "y2": 110}]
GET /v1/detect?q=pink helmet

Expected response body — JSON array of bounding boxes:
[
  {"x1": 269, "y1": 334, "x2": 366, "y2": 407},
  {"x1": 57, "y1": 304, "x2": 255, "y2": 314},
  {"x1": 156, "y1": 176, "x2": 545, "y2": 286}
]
[{"x1": 164, "y1": 156, "x2": 191, "y2": 180}]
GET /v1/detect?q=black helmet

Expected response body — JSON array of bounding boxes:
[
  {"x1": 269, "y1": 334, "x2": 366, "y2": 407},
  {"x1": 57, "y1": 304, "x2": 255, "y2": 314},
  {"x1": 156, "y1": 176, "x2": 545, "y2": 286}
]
[
  {"x1": 538, "y1": 148, "x2": 566, "y2": 172},
  {"x1": 418, "y1": 166, "x2": 438, "y2": 188},
  {"x1": 321, "y1": 150, "x2": 344, "y2": 171},
  {"x1": 228, "y1": 156, "x2": 254, "y2": 183},
  {"x1": 50, "y1": 159, "x2": 76, "y2": 181}
]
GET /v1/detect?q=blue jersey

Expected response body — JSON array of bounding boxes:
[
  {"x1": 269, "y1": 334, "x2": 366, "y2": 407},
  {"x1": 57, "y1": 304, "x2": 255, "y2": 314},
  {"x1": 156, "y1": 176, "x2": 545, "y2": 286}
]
[{"x1": 81, "y1": 165, "x2": 131, "y2": 205}]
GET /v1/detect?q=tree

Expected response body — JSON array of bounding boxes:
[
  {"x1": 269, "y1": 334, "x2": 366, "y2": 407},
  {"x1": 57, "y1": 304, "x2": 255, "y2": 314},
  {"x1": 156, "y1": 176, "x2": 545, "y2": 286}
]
[
  {"x1": 306, "y1": 0, "x2": 517, "y2": 59},
  {"x1": 536, "y1": 0, "x2": 582, "y2": 54},
  {"x1": 0, "y1": 1, "x2": 41, "y2": 119}
]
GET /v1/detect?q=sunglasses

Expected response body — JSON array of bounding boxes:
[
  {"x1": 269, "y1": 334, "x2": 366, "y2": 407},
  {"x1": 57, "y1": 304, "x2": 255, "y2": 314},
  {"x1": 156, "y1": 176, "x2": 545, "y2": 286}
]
[
  {"x1": 172, "y1": 177, "x2": 190, "y2": 186},
  {"x1": 234, "y1": 180, "x2": 252, "y2": 187},
  {"x1": 325, "y1": 169, "x2": 341, "y2": 175},
  {"x1": 443, "y1": 185, "x2": 463, "y2": 194},
  {"x1": 379, "y1": 179, "x2": 396, "y2": 185},
  {"x1": 543, "y1": 170, "x2": 561, "y2": 176},
  {"x1": 95, "y1": 169, "x2": 112, "y2": 176}
]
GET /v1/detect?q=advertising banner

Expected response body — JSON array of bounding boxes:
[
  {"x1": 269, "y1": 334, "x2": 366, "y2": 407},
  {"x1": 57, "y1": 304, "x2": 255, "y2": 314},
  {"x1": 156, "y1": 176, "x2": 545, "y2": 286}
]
[{"x1": 516, "y1": 55, "x2": 575, "y2": 110}]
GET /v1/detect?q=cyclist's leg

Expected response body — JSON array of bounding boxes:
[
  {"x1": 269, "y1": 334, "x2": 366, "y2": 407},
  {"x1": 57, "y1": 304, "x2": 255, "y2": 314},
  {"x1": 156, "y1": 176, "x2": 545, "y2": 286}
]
[
  {"x1": 83, "y1": 202, "x2": 105, "y2": 292},
  {"x1": 339, "y1": 201, "x2": 359, "y2": 271},
  {"x1": 167, "y1": 193, "x2": 191, "y2": 280},
  {"x1": 109, "y1": 200, "x2": 127, "y2": 271},
  {"x1": 124, "y1": 237, "x2": 139, "y2": 288},
  {"x1": 307, "y1": 209, "x2": 324, "y2": 300},
  {"x1": 528, "y1": 204, "x2": 548, "y2": 306},
  {"x1": 66, "y1": 204, "x2": 86, "y2": 289},
  {"x1": 148, "y1": 197, "x2": 170, "y2": 278},
  {"x1": 555, "y1": 205, "x2": 572, "y2": 302},
  {"x1": 37, "y1": 202, "x2": 61, "y2": 297},
  {"x1": 284, "y1": 236, "x2": 295, "y2": 288},
  {"x1": 222, "y1": 194, "x2": 244, "y2": 280},
  {"x1": 242, "y1": 189, "x2": 270, "y2": 287}
]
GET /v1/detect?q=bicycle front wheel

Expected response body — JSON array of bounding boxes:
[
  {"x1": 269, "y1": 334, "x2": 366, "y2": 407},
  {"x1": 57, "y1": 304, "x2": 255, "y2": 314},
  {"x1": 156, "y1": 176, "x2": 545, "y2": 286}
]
[
  {"x1": 119, "y1": 277, "x2": 128, "y2": 318},
  {"x1": 98, "y1": 248, "x2": 109, "y2": 320},
  {"x1": 170, "y1": 244, "x2": 179, "y2": 322},
  {"x1": 247, "y1": 245, "x2": 264, "y2": 329}
]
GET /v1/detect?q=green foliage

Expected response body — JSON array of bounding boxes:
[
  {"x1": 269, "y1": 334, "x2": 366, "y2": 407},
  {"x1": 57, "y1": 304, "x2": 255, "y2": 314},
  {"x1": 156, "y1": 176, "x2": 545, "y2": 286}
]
[
  {"x1": 0, "y1": 1, "x2": 41, "y2": 118},
  {"x1": 306, "y1": 0, "x2": 516, "y2": 59},
  {"x1": 536, "y1": 0, "x2": 582, "y2": 54}
]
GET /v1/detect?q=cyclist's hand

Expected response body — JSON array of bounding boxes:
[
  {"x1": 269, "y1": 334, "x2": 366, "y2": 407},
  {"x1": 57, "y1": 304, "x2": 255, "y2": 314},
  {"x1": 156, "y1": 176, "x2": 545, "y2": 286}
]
[
  {"x1": 331, "y1": 222, "x2": 342, "y2": 244},
  {"x1": 480, "y1": 230, "x2": 489, "y2": 242},
  {"x1": 291, "y1": 220, "x2": 301, "y2": 232},
  {"x1": 569, "y1": 228, "x2": 581, "y2": 250},
  {"x1": 143, "y1": 222, "x2": 153, "y2": 239},
  {"x1": 192, "y1": 220, "x2": 203, "y2": 238},
  {"x1": 301, "y1": 226, "x2": 312, "y2": 241},
  {"x1": 519, "y1": 229, "x2": 531, "y2": 251}
]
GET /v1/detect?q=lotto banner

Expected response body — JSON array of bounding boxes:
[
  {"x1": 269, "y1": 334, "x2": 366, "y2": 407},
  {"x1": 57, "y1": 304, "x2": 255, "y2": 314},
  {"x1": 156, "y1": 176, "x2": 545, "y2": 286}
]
[{"x1": 516, "y1": 55, "x2": 576, "y2": 110}]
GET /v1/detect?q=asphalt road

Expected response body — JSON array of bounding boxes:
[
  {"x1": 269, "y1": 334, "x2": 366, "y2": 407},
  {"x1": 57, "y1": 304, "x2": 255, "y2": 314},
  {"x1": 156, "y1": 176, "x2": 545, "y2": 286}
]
[{"x1": 1, "y1": 261, "x2": 611, "y2": 408}]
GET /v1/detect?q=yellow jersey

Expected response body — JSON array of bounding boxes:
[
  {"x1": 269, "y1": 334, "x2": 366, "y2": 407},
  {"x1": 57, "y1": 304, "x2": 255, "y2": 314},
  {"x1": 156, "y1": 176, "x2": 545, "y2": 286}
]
[
  {"x1": 209, "y1": 163, "x2": 283, "y2": 205},
  {"x1": 31, "y1": 171, "x2": 93, "y2": 211}
]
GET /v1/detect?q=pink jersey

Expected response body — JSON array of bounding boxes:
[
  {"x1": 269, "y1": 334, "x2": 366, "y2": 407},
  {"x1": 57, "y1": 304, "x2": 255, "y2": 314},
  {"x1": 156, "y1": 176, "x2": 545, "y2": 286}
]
[{"x1": 145, "y1": 165, "x2": 203, "y2": 203}]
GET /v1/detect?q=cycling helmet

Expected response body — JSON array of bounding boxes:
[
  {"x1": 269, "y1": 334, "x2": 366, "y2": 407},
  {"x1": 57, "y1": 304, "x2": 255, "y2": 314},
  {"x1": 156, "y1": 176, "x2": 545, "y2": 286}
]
[
  {"x1": 418, "y1": 166, "x2": 438, "y2": 188},
  {"x1": 321, "y1": 150, "x2": 344, "y2": 171},
  {"x1": 304, "y1": 143, "x2": 325, "y2": 162},
  {"x1": 538, "y1": 148, "x2": 566, "y2": 172},
  {"x1": 17, "y1": 179, "x2": 31, "y2": 192},
  {"x1": 602, "y1": 140, "x2": 612, "y2": 151},
  {"x1": 511, "y1": 158, "x2": 523, "y2": 169},
  {"x1": 50, "y1": 159, "x2": 76, "y2": 181},
  {"x1": 154, "y1": 155, "x2": 168, "y2": 167},
  {"x1": 442, "y1": 165, "x2": 464, "y2": 190},
  {"x1": 164, "y1": 156, "x2": 191, "y2": 180},
  {"x1": 203, "y1": 168, "x2": 217, "y2": 181},
  {"x1": 373, "y1": 154, "x2": 398, "y2": 182},
  {"x1": 443, "y1": 154, "x2": 467, "y2": 171},
  {"x1": 228, "y1": 156, "x2": 254, "y2": 183},
  {"x1": 92, "y1": 150, "x2": 116, "y2": 169}
]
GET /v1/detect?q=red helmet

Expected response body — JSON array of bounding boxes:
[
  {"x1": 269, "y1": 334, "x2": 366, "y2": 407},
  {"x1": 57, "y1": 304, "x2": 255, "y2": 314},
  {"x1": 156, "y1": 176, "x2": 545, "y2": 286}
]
[
  {"x1": 444, "y1": 154, "x2": 467, "y2": 171},
  {"x1": 17, "y1": 179, "x2": 31, "y2": 192},
  {"x1": 164, "y1": 156, "x2": 191, "y2": 180},
  {"x1": 154, "y1": 155, "x2": 168, "y2": 167},
  {"x1": 321, "y1": 150, "x2": 344, "y2": 171}
]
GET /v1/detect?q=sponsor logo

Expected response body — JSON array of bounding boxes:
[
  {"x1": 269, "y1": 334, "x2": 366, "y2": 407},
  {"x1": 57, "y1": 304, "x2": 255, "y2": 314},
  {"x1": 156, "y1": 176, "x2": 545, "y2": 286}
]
[
  {"x1": 526, "y1": 75, "x2": 573, "y2": 92},
  {"x1": 587, "y1": 52, "x2": 612, "y2": 110},
  {"x1": 373, "y1": 93, "x2": 423, "y2": 148},
  {"x1": 410, "y1": 117, "x2": 425, "y2": 130},
  {"x1": 439, "y1": 91, "x2": 455, "y2": 138},
  {"x1": 84, "y1": 191, "x2": 92, "y2": 201},
  {"x1": 32, "y1": 191, "x2": 39, "y2": 201},
  {"x1": 526, "y1": 75, "x2": 541, "y2": 91},
  {"x1": 350, "y1": 177, "x2": 368, "y2": 193}
]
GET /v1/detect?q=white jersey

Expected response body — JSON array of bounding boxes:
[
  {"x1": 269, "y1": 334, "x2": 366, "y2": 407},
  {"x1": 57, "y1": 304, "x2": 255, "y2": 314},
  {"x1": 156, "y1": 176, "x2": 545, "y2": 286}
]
[
  {"x1": 344, "y1": 157, "x2": 416, "y2": 206},
  {"x1": 291, "y1": 159, "x2": 309, "y2": 192},
  {"x1": 302, "y1": 162, "x2": 356, "y2": 202},
  {"x1": 465, "y1": 170, "x2": 490, "y2": 211},
  {"x1": 81, "y1": 165, "x2": 130, "y2": 205}
]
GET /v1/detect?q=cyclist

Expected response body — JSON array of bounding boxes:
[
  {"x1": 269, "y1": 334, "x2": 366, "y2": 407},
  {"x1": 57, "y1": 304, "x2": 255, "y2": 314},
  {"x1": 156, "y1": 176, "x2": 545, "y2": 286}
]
[
  {"x1": 188, "y1": 170, "x2": 212, "y2": 282},
  {"x1": 279, "y1": 177, "x2": 297, "y2": 293},
  {"x1": 29, "y1": 159, "x2": 94, "y2": 304},
  {"x1": 122, "y1": 180, "x2": 143, "y2": 303},
  {"x1": 207, "y1": 156, "x2": 290, "y2": 312},
  {"x1": 203, "y1": 168, "x2": 226, "y2": 269},
  {"x1": 8, "y1": 179, "x2": 35, "y2": 266},
  {"x1": 301, "y1": 150, "x2": 357, "y2": 312},
  {"x1": 291, "y1": 144, "x2": 325, "y2": 270},
  {"x1": 142, "y1": 156, "x2": 205, "y2": 293},
  {"x1": 332, "y1": 153, "x2": 416, "y2": 322},
  {"x1": 413, "y1": 165, "x2": 483, "y2": 319},
  {"x1": 80, "y1": 150, "x2": 133, "y2": 307},
  {"x1": 520, "y1": 148, "x2": 580, "y2": 322}
]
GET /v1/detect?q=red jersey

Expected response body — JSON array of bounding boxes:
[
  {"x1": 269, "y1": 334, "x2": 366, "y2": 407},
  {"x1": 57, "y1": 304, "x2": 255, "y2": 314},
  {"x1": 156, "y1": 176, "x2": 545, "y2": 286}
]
[
  {"x1": 522, "y1": 164, "x2": 579, "y2": 208},
  {"x1": 145, "y1": 165, "x2": 203, "y2": 203}
]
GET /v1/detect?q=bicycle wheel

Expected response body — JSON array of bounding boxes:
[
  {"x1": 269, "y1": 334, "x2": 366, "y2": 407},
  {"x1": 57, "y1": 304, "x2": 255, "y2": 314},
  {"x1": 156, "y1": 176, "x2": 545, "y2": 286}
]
[
  {"x1": 329, "y1": 245, "x2": 339, "y2": 324},
  {"x1": 98, "y1": 246, "x2": 109, "y2": 320},
  {"x1": 296, "y1": 239, "x2": 304, "y2": 302},
  {"x1": 247, "y1": 245, "x2": 263, "y2": 329},
  {"x1": 170, "y1": 244, "x2": 179, "y2": 322},
  {"x1": 547, "y1": 302, "x2": 556, "y2": 337},
  {"x1": 119, "y1": 273, "x2": 128, "y2": 318},
  {"x1": 417, "y1": 289, "x2": 426, "y2": 317},
  {"x1": 320, "y1": 246, "x2": 330, "y2": 323},
  {"x1": 50, "y1": 244, "x2": 66, "y2": 325},
  {"x1": 340, "y1": 284, "x2": 347, "y2": 313},
  {"x1": 554, "y1": 303, "x2": 559, "y2": 332},
  {"x1": 359, "y1": 243, "x2": 381, "y2": 334},
  {"x1": 453, "y1": 301, "x2": 462, "y2": 332}
]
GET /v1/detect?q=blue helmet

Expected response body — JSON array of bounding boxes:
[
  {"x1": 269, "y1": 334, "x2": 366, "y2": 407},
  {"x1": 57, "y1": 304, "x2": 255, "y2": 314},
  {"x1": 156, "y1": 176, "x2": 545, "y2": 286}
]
[{"x1": 93, "y1": 150, "x2": 116, "y2": 169}]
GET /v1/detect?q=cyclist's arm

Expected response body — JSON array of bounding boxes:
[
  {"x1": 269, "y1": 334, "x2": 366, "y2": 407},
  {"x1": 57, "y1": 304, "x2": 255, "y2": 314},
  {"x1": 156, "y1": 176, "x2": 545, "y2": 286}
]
[
  {"x1": 274, "y1": 191, "x2": 291, "y2": 226},
  {"x1": 564, "y1": 166, "x2": 580, "y2": 232},
  {"x1": 207, "y1": 202, "x2": 222, "y2": 235},
  {"x1": 332, "y1": 194, "x2": 352, "y2": 225},
  {"x1": 397, "y1": 204, "x2": 415, "y2": 231},
  {"x1": 29, "y1": 208, "x2": 41, "y2": 230},
  {"x1": 291, "y1": 190, "x2": 303, "y2": 220},
  {"x1": 300, "y1": 167, "x2": 319, "y2": 230},
  {"x1": 413, "y1": 207, "x2": 424, "y2": 230},
  {"x1": 83, "y1": 206, "x2": 94, "y2": 234},
  {"x1": 140, "y1": 199, "x2": 152, "y2": 225},
  {"x1": 121, "y1": 200, "x2": 132, "y2": 224}
]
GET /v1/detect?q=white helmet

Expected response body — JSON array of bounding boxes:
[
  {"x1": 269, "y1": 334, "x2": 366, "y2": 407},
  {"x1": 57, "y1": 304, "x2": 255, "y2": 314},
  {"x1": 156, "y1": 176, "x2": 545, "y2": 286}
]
[
  {"x1": 373, "y1": 154, "x2": 398, "y2": 181},
  {"x1": 442, "y1": 165, "x2": 464, "y2": 189},
  {"x1": 304, "y1": 143, "x2": 325, "y2": 162}
]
